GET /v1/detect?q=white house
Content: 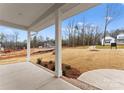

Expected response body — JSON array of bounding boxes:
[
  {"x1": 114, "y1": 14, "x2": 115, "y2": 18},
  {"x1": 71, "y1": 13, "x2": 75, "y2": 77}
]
[
  {"x1": 117, "y1": 33, "x2": 124, "y2": 45},
  {"x1": 101, "y1": 36, "x2": 115, "y2": 45},
  {"x1": 0, "y1": 43, "x2": 2, "y2": 50},
  {"x1": 0, "y1": 43, "x2": 4, "y2": 52}
]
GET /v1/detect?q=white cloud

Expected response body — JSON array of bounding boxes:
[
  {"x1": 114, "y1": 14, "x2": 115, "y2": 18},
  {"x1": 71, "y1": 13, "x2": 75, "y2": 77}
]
[
  {"x1": 62, "y1": 27, "x2": 66, "y2": 31},
  {"x1": 91, "y1": 24, "x2": 95, "y2": 27},
  {"x1": 105, "y1": 16, "x2": 112, "y2": 21},
  {"x1": 77, "y1": 22, "x2": 83, "y2": 26}
]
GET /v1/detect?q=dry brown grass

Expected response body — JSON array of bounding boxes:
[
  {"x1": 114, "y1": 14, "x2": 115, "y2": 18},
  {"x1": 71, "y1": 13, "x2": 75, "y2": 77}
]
[
  {"x1": 1, "y1": 47, "x2": 124, "y2": 74},
  {"x1": 62, "y1": 48, "x2": 124, "y2": 73}
]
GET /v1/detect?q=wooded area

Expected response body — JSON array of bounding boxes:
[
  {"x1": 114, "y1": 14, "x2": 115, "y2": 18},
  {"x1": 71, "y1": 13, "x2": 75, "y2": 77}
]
[
  {"x1": 0, "y1": 31, "x2": 55, "y2": 50},
  {"x1": 0, "y1": 25, "x2": 124, "y2": 50},
  {"x1": 62, "y1": 20, "x2": 124, "y2": 47}
]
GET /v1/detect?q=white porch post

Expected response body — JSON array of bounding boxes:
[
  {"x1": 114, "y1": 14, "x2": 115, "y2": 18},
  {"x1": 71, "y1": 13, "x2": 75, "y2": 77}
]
[
  {"x1": 27, "y1": 31, "x2": 31, "y2": 62},
  {"x1": 55, "y1": 9, "x2": 62, "y2": 78}
]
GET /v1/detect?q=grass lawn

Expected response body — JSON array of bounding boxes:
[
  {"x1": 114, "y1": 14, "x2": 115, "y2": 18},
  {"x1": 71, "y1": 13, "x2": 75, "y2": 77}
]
[
  {"x1": 62, "y1": 48, "x2": 124, "y2": 73},
  {"x1": 1, "y1": 47, "x2": 124, "y2": 74},
  {"x1": 34, "y1": 47, "x2": 124, "y2": 73},
  {"x1": 96, "y1": 45, "x2": 124, "y2": 49}
]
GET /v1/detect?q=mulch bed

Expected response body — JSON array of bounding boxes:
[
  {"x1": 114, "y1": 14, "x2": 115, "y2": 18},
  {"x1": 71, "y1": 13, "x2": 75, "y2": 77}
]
[{"x1": 36, "y1": 60, "x2": 81, "y2": 79}]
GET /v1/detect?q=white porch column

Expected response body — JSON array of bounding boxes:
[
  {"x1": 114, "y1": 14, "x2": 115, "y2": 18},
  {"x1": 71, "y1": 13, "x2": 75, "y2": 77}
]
[
  {"x1": 27, "y1": 31, "x2": 31, "y2": 62},
  {"x1": 55, "y1": 9, "x2": 62, "y2": 78}
]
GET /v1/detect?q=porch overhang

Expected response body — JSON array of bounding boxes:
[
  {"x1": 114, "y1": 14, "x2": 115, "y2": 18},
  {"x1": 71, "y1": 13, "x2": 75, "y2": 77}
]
[{"x1": 0, "y1": 3, "x2": 99, "y2": 31}]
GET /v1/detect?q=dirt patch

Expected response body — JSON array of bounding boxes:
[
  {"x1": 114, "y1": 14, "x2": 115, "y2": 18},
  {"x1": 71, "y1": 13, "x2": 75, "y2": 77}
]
[
  {"x1": 89, "y1": 49, "x2": 99, "y2": 52},
  {"x1": 0, "y1": 48, "x2": 54, "y2": 60},
  {"x1": 32, "y1": 48, "x2": 54, "y2": 55}
]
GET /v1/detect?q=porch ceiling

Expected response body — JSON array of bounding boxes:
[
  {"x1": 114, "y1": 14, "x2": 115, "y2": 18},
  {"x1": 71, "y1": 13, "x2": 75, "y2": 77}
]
[{"x1": 0, "y1": 3, "x2": 99, "y2": 31}]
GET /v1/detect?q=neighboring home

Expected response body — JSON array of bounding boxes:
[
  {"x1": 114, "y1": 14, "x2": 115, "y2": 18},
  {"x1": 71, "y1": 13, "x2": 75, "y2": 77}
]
[
  {"x1": 43, "y1": 41, "x2": 55, "y2": 48},
  {"x1": 0, "y1": 43, "x2": 1, "y2": 48},
  {"x1": 0, "y1": 43, "x2": 2, "y2": 50},
  {"x1": 0, "y1": 43, "x2": 4, "y2": 52},
  {"x1": 117, "y1": 33, "x2": 124, "y2": 45},
  {"x1": 101, "y1": 36, "x2": 115, "y2": 45}
]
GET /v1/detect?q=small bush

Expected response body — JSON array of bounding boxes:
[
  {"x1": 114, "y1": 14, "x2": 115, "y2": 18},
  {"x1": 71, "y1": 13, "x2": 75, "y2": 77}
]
[
  {"x1": 37, "y1": 58, "x2": 42, "y2": 64},
  {"x1": 51, "y1": 66, "x2": 55, "y2": 71},
  {"x1": 44, "y1": 64, "x2": 48, "y2": 68},
  {"x1": 49, "y1": 60, "x2": 53, "y2": 64},
  {"x1": 62, "y1": 70, "x2": 66, "y2": 76},
  {"x1": 65, "y1": 65, "x2": 71, "y2": 70}
]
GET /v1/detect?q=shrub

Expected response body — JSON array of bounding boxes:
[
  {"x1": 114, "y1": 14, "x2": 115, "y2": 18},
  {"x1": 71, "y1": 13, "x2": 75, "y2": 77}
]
[
  {"x1": 37, "y1": 58, "x2": 42, "y2": 64},
  {"x1": 51, "y1": 66, "x2": 55, "y2": 71},
  {"x1": 65, "y1": 65, "x2": 71, "y2": 70},
  {"x1": 44, "y1": 64, "x2": 48, "y2": 68},
  {"x1": 49, "y1": 60, "x2": 53, "y2": 64},
  {"x1": 62, "y1": 70, "x2": 66, "y2": 76}
]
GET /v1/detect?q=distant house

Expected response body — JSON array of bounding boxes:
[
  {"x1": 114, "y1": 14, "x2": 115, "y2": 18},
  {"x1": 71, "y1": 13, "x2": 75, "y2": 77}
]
[
  {"x1": 0, "y1": 43, "x2": 4, "y2": 52},
  {"x1": 101, "y1": 36, "x2": 115, "y2": 45},
  {"x1": 43, "y1": 41, "x2": 55, "y2": 48},
  {"x1": 0, "y1": 43, "x2": 2, "y2": 50},
  {"x1": 117, "y1": 33, "x2": 124, "y2": 45}
]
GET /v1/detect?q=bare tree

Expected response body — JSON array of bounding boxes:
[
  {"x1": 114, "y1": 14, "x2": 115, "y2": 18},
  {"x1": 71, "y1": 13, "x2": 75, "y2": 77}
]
[
  {"x1": 65, "y1": 19, "x2": 76, "y2": 47},
  {"x1": 103, "y1": 4, "x2": 121, "y2": 46},
  {"x1": 31, "y1": 32, "x2": 38, "y2": 48},
  {"x1": 79, "y1": 17, "x2": 86, "y2": 46},
  {"x1": 14, "y1": 31, "x2": 19, "y2": 49},
  {"x1": 92, "y1": 26, "x2": 102, "y2": 45},
  {"x1": 0, "y1": 32, "x2": 5, "y2": 45},
  {"x1": 74, "y1": 25, "x2": 80, "y2": 46}
]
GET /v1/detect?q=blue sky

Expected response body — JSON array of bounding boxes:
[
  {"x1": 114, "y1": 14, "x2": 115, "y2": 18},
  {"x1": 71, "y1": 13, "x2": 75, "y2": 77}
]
[{"x1": 0, "y1": 3, "x2": 124, "y2": 41}]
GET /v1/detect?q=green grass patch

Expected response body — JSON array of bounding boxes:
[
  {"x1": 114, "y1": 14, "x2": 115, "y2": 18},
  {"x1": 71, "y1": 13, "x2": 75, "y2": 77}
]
[{"x1": 96, "y1": 45, "x2": 124, "y2": 49}]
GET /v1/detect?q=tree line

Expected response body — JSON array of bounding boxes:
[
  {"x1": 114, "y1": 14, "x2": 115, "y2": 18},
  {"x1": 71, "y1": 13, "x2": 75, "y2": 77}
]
[
  {"x1": 0, "y1": 31, "x2": 54, "y2": 50},
  {"x1": 62, "y1": 4, "x2": 122, "y2": 47},
  {"x1": 62, "y1": 20, "x2": 102, "y2": 47},
  {"x1": 0, "y1": 27, "x2": 124, "y2": 50},
  {"x1": 62, "y1": 20, "x2": 124, "y2": 47}
]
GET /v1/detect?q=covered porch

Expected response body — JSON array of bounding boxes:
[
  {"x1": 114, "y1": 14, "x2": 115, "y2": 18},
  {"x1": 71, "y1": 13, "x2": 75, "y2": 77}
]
[{"x1": 0, "y1": 3, "x2": 99, "y2": 90}]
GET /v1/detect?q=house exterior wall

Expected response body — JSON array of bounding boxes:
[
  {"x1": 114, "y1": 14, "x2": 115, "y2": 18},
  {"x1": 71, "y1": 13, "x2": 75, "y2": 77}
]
[
  {"x1": 117, "y1": 34, "x2": 124, "y2": 45},
  {"x1": 101, "y1": 36, "x2": 115, "y2": 46},
  {"x1": 0, "y1": 43, "x2": 4, "y2": 52}
]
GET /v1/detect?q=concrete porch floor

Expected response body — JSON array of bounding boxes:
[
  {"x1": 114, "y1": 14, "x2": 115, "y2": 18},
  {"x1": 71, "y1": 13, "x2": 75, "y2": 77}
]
[
  {"x1": 78, "y1": 69, "x2": 124, "y2": 90},
  {"x1": 0, "y1": 62, "x2": 80, "y2": 90}
]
